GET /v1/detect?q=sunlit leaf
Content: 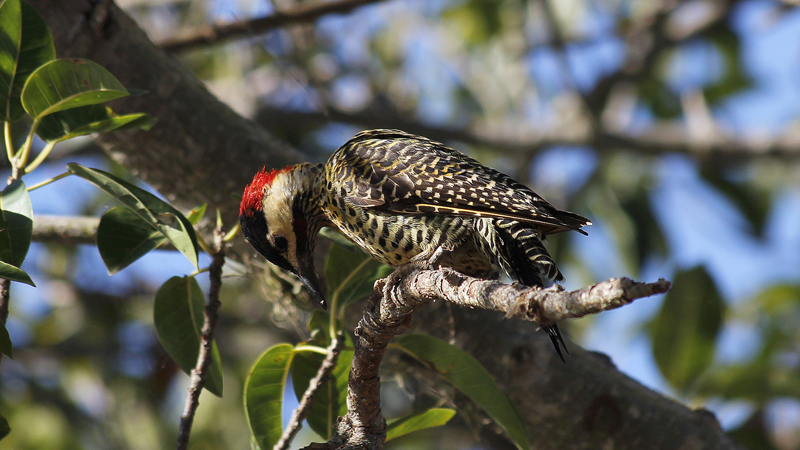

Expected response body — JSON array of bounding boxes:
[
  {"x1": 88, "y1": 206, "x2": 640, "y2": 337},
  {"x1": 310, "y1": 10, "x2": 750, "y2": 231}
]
[
  {"x1": 153, "y1": 276, "x2": 223, "y2": 396},
  {"x1": 244, "y1": 343, "x2": 294, "y2": 450},
  {"x1": 187, "y1": 203, "x2": 207, "y2": 225},
  {"x1": 96, "y1": 206, "x2": 167, "y2": 274},
  {"x1": 0, "y1": 180, "x2": 33, "y2": 267},
  {"x1": 21, "y1": 59, "x2": 128, "y2": 120},
  {"x1": 752, "y1": 284, "x2": 800, "y2": 315},
  {"x1": 0, "y1": 260, "x2": 33, "y2": 286},
  {"x1": 0, "y1": 323, "x2": 12, "y2": 358},
  {"x1": 395, "y1": 334, "x2": 530, "y2": 450},
  {"x1": 291, "y1": 345, "x2": 353, "y2": 440},
  {"x1": 325, "y1": 242, "x2": 391, "y2": 312},
  {"x1": 441, "y1": 0, "x2": 502, "y2": 46},
  {"x1": 0, "y1": 0, "x2": 22, "y2": 121},
  {"x1": 649, "y1": 266, "x2": 724, "y2": 392},
  {"x1": 36, "y1": 103, "x2": 153, "y2": 142},
  {"x1": 67, "y1": 164, "x2": 199, "y2": 269},
  {"x1": 0, "y1": 0, "x2": 55, "y2": 121},
  {"x1": 386, "y1": 408, "x2": 456, "y2": 441}
]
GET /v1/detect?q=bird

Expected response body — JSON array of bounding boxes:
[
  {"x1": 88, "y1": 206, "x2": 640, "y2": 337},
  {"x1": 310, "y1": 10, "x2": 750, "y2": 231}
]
[{"x1": 239, "y1": 129, "x2": 590, "y2": 361}]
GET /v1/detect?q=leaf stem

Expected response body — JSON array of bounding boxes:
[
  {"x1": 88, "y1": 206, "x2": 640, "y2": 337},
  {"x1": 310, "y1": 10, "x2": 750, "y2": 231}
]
[
  {"x1": 24, "y1": 139, "x2": 59, "y2": 174},
  {"x1": 26, "y1": 172, "x2": 71, "y2": 192},
  {"x1": 14, "y1": 117, "x2": 41, "y2": 174},
  {"x1": 4, "y1": 122, "x2": 14, "y2": 163},
  {"x1": 293, "y1": 344, "x2": 330, "y2": 355}
]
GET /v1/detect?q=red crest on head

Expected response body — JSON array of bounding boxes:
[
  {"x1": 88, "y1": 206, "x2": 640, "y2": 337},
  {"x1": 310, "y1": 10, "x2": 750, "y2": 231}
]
[{"x1": 240, "y1": 166, "x2": 292, "y2": 216}]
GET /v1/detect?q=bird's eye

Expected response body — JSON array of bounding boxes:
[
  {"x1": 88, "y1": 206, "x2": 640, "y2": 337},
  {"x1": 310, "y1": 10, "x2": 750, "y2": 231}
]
[{"x1": 272, "y1": 235, "x2": 289, "y2": 253}]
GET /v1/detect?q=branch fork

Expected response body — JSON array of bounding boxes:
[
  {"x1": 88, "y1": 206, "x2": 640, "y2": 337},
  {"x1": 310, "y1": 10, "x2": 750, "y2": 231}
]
[{"x1": 310, "y1": 267, "x2": 671, "y2": 449}]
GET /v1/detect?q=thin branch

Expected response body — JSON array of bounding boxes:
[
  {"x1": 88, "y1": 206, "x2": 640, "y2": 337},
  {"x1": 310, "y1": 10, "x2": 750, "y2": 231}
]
[
  {"x1": 276, "y1": 335, "x2": 345, "y2": 450},
  {"x1": 257, "y1": 104, "x2": 800, "y2": 162},
  {"x1": 320, "y1": 268, "x2": 669, "y2": 449},
  {"x1": 176, "y1": 228, "x2": 226, "y2": 450},
  {"x1": 158, "y1": 0, "x2": 385, "y2": 54}
]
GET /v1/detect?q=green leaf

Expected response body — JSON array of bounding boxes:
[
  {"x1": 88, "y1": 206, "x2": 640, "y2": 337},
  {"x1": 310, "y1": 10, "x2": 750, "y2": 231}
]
[
  {"x1": 324, "y1": 242, "x2": 391, "y2": 312},
  {"x1": 752, "y1": 284, "x2": 800, "y2": 315},
  {"x1": 319, "y1": 227, "x2": 357, "y2": 250},
  {"x1": 386, "y1": 408, "x2": 456, "y2": 441},
  {"x1": 395, "y1": 334, "x2": 530, "y2": 450},
  {"x1": 0, "y1": 0, "x2": 22, "y2": 121},
  {"x1": 0, "y1": 179, "x2": 33, "y2": 267},
  {"x1": 0, "y1": 414, "x2": 9, "y2": 441},
  {"x1": 154, "y1": 276, "x2": 223, "y2": 396},
  {"x1": 0, "y1": 322, "x2": 12, "y2": 358},
  {"x1": 2, "y1": 1, "x2": 54, "y2": 121},
  {"x1": 619, "y1": 187, "x2": 667, "y2": 268},
  {"x1": 67, "y1": 164, "x2": 199, "y2": 269},
  {"x1": 187, "y1": 203, "x2": 207, "y2": 225},
  {"x1": 0, "y1": 260, "x2": 33, "y2": 285},
  {"x1": 649, "y1": 266, "x2": 724, "y2": 392},
  {"x1": 244, "y1": 343, "x2": 295, "y2": 450},
  {"x1": 700, "y1": 166, "x2": 771, "y2": 237},
  {"x1": 698, "y1": 362, "x2": 800, "y2": 403},
  {"x1": 291, "y1": 346, "x2": 353, "y2": 440},
  {"x1": 704, "y1": 28, "x2": 752, "y2": 105},
  {"x1": 21, "y1": 59, "x2": 128, "y2": 120},
  {"x1": 36, "y1": 102, "x2": 153, "y2": 142},
  {"x1": 96, "y1": 206, "x2": 167, "y2": 274},
  {"x1": 637, "y1": 78, "x2": 681, "y2": 119}
]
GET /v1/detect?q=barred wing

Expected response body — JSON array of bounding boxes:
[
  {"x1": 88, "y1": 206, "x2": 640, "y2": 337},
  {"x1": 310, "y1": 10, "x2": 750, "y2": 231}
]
[{"x1": 328, "y1": 129, "x2": 590, "y2": 235}]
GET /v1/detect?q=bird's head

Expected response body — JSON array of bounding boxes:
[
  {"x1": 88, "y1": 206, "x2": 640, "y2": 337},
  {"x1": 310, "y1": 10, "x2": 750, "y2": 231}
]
[{"x1": 239, "y1": 164, "x2": 327, "y2": 308}]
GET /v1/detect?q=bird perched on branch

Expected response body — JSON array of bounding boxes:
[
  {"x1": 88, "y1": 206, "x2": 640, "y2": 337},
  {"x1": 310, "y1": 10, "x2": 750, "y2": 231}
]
[{"x1": 239, "y1": 129, "x2": 590, "y2": 360}]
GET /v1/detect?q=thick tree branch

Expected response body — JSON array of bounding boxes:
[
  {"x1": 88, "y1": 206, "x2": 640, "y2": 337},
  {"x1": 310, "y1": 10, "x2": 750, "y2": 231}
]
[
  {"x1": 158, "y1": 0, "x2": 385, "y2": 54},
  {"x1": 29, "y1": 0, "x2": 307, "y2": 225}
]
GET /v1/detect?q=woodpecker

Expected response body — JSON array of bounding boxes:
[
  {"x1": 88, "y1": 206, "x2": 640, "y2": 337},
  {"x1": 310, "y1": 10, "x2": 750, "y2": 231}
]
[{"x1": 240, "y1": 129, "x2": 590, "y2": 360}]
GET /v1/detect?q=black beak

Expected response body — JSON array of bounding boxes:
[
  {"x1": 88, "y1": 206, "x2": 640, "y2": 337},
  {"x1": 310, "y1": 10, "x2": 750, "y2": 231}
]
[{"x1": 296, "y1": 249, "x2": 327, "y2": 309}]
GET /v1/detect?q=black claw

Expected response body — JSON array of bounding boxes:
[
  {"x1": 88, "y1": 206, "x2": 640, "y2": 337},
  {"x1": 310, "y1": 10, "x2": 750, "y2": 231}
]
[{"x1": 544, "y1": 323, "x2": 568, "y2": 363}]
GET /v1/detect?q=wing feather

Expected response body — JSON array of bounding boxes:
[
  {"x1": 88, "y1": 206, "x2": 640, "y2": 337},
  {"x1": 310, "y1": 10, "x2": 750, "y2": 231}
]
[{"x1": 328, "y1": 130, "x2": 591, "y2": 235}]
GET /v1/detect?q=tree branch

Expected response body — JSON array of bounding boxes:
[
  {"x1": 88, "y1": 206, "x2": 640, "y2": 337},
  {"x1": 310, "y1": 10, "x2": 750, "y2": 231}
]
[
  {"x1": 320, "y1": 269, "x2": 669, "y2": 449},
  {"x1": 158, "y1": 0, "x2": 386, "y2": 54},
  {"x1": 277, "y1": 335, "x2": 345, "y2": 450},
  {"x1": 29, "y1": 0, "x2": 308, "y2": 225},
  {"x1": 176, "y1": 228, "x2": 226, "y2": 450},
  {"x1": 257, "y1": 104, "x2": 800, "y2": 162}
]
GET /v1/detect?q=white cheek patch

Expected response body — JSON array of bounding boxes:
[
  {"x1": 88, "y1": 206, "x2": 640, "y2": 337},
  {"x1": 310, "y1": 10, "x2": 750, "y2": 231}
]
[{"x1": 262, "y1": 173, "x2": 299, "y2": 267}]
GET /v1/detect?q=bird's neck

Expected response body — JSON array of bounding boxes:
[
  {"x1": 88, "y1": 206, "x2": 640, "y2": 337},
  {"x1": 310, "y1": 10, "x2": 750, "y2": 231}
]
[{"x1": 290, "y1": 162, "x2": 329, "y2": 246}]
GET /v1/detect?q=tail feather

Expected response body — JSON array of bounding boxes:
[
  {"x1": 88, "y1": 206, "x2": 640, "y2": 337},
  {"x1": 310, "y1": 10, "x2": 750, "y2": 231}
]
[{"x1": 495, "y1": 220, "x2": 568, "y2": 362}]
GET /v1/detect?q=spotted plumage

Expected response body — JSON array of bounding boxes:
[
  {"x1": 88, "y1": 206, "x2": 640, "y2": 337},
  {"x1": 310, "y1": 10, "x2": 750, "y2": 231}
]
[{"x1": 240, "y1": 129, "x2": 591, "y2": 360}]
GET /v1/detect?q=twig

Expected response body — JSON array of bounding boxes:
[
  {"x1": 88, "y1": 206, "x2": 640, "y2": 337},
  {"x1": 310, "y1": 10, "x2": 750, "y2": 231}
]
[
  {"x1": 176, "y1": 228, "x2": 226, "y2": 450},
  {"x1": 276, "y1": 335, "x2": 345, "y2": 450},
  {"x1": 158, "y1": 0, "x2": 385, "y2": 53},
  {"x1": 321, "y1": 269, "x2": 670, "y2": 449}
]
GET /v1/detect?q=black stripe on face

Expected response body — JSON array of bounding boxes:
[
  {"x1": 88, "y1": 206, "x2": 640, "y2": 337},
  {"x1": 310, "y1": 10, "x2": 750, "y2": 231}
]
[{"x1": 240, "y1": 210, "x2": 294, "y2": 273}]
